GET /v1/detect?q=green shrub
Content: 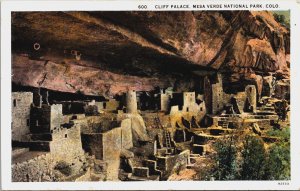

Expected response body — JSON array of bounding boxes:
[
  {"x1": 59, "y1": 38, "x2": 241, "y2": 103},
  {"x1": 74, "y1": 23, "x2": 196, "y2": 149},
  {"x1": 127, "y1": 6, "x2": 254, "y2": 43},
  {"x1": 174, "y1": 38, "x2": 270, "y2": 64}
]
[
  {"x1": 239, "y1": 135, "x2": 267, "y2": 180},
  {"x1": 212, "y1": 135, "x2": 239, "y2": 180},
  {"x1": 265, "y1": 142, "x2": 290, "y2": 180},
  {"x1": 208, "y1": 128, "x2": 290, "y2": 180},
  {"x1": 273, "y1": 13, "x2": 290, "y2": 28},
  {"x1": 265, "y1": 127, "x2": 290, "y2": 180},
  {"x1": 266, "y1": 127, "x2": 290, "y2": 141}
]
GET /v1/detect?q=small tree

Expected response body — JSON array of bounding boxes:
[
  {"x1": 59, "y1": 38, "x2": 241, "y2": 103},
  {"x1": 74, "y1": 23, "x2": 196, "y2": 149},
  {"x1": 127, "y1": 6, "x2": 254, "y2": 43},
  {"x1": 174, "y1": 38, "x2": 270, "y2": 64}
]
[
  {"x1": 273, "y1": 13, "x2": 290, "y2": 28},
  {"x1": 274, "y1": 13, "x2": 286, "y2": 24},
  {"x1": 265, "y1": 127, "x2": 290, "y2": 180},
  {"x1": 265, "y1": 142, "x2": 290, "y2": 180},
  {"x1": 212, "y1": 135, "x2": 239, "y2": 180},
  {"x1": 240, "y1": 135, "x2": 267, "y2": 180}
]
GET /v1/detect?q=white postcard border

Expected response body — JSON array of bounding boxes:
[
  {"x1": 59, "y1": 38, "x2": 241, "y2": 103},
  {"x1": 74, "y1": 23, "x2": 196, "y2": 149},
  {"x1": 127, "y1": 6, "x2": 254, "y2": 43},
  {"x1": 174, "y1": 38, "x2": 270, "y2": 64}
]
[{"x1": 1, "y1": 0, "x2": 300, "y2": 190}]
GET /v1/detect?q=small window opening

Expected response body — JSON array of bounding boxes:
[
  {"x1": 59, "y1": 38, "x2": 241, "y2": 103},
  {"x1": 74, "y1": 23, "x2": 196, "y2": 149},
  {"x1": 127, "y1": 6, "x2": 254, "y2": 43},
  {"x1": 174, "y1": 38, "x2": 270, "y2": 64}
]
[
  {"x1": 65, "y1": 134, "x2": 68, "y2": 138},
  {"x1": 13, "y1": 99, "x2": 17, "y2": 107}
]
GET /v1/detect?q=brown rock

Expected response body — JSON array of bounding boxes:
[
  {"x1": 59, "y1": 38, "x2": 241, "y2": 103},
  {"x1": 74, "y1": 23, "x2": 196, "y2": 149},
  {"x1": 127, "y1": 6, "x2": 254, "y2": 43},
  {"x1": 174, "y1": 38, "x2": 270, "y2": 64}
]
[{"x1": 11, "y1": 11, "x2": 289, "y2": 96}]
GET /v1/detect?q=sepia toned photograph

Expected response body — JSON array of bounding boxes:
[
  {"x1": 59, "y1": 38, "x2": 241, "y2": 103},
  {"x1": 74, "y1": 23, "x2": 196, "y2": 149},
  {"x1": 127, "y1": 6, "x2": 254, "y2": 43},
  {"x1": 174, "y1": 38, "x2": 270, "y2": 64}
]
[{"x1": 10, "y1": 10, "x2": 290, "y2": 183}]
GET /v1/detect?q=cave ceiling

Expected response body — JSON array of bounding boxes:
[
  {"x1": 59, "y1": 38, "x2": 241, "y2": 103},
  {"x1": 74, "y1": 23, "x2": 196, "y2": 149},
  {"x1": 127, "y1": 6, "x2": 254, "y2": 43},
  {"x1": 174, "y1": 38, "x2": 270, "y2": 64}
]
[{"x1": 11, "y1": 11, "x2": 290, "y2": 97}]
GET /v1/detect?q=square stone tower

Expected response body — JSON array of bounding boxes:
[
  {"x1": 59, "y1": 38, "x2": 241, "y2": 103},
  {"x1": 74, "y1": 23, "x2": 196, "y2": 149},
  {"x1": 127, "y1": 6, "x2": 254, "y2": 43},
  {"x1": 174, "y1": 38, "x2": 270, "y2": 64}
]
[{"x1": 12, "y1": 92, "x2": 33, "y2": 141}]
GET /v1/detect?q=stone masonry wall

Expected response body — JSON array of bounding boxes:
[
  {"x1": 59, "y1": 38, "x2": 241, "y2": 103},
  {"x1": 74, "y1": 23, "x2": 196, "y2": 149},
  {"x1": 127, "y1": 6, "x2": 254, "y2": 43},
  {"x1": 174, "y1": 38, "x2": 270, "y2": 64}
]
[
  {"x1": 12, "y1": 124, "x2": 86, "y2": 182},
  {"x1": 50, "y1": 104, "x2": 63, "y2": 130},
  {"x1": 30, "y1": 105, "x2": 51, "y2": 133},
  {"x1": 30, "y1": 104, "x2": 63, "y2": 133},
  {"x1": 50, "y1": 125, "x2": 84, "y2": 159},
  {"x1": 121, "y1": 119, "x2": 133, "y2": 149},
  {"x1": 211, "y1": 82, "x2": 224, "y2": 114},
  {"x1": 183, "y1": 92, "x2": 195, "y2": 108},
  {"x1": 102, "y1": 127, "x2": 122, "y2": 161},
  {"x1": 12, "y1": 92, "x2": 33, "y2": 141},
  {"x1": 160, "y1": 93, "x2": 171, "y2": 112}
]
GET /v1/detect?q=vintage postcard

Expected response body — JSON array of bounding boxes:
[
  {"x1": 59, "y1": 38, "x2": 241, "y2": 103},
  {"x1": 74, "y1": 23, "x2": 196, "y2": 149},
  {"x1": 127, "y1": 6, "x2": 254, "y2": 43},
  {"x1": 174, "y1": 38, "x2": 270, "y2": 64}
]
[{"x1": 1, "y1": 0, "x2": 300, "y2": 190}]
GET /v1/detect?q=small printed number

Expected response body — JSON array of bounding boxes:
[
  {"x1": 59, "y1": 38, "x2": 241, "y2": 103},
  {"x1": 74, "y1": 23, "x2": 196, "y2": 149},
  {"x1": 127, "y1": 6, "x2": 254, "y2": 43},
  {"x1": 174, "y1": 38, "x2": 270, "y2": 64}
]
[
  {"x1": 278, "y1": 182, "x2": 289, "y2": 185},
  {"x1": 138, "y1": 5, "x2": 147, "y2": 9}
]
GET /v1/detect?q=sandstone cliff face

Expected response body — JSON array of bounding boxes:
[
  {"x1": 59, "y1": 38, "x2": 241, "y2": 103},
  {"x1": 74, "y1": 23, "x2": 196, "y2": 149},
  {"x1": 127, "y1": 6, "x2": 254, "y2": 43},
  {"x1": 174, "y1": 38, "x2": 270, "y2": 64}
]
[
  {"x1": 12, "y1": 55, "x2": 170, "y2": 97},
  {"x1": 12, "y1": 11, "x2": 290, "y2": 96}
]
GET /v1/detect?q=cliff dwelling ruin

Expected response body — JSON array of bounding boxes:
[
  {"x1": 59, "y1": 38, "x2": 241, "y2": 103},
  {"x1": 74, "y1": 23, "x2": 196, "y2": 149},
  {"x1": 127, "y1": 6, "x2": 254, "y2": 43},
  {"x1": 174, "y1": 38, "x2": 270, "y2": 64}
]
[{"x1": 11, "y1": 11, "x2": 290, "y2": 181}]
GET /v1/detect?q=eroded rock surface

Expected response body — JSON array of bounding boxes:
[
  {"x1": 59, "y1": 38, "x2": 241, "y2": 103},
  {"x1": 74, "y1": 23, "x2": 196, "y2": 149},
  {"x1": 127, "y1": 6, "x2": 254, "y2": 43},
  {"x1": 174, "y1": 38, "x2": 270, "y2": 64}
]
[{"x1": 12, "y1": 11, "x2": 290, "y2": 96}]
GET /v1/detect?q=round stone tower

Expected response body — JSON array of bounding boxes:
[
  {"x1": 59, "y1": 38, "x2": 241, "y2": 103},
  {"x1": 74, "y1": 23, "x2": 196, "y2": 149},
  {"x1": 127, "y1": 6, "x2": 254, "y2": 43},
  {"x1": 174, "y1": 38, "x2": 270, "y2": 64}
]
[{"x1": 126, "y1": 90, "x2": 138, "y2": 113}]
